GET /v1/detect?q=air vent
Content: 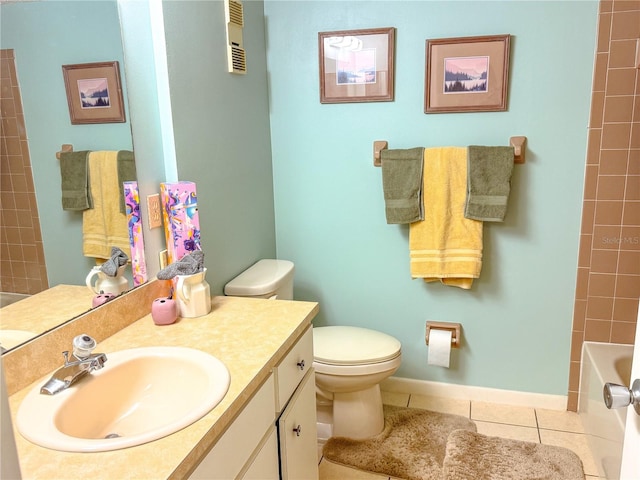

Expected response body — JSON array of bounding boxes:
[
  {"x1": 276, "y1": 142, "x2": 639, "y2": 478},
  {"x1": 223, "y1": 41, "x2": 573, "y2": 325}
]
[
  {"x1": 228, "y1": 0, "x2": 244, "y2": 27},
  {"x1": 224, "y1": 0, "x2": 246, "y2": 74},
  {"x1": 228, "y1": 45, "x2": 247, "y2": 74}
]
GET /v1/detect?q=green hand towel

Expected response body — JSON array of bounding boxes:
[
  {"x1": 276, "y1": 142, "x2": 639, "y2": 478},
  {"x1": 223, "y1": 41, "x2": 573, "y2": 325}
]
[
  {"x1": 381, "y1": 147, "x2": 425, "y2": 224},
  {"x1": 117, "y1": 150, "x2": 137, "y2": 214},
  {"x1": 465, "y1": 146, "x2": 514, "y2": 222},
  {"x1": 60, "y1": 150, "x2": 92, "y2": 211}
]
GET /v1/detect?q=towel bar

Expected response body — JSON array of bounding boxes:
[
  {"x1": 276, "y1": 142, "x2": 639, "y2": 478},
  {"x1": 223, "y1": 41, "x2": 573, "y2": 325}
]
[
  {"x1": 373, "y1": 136, "x2": 527, "y2": 166},
  {"x1": 55, "y1": 144, "x2": 74, "y2": 160}
]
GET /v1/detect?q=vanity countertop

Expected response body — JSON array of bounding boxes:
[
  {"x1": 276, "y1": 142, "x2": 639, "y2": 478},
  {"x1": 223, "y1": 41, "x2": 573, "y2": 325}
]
[
  {"x1": 1, "y1": 285, "x2": 95, "y2": 335},
  {"x1": 8, "y1": 295, "x2": 319, "y2": 479}
]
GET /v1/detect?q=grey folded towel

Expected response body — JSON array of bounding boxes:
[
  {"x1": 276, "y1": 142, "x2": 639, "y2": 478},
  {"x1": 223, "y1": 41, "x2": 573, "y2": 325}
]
[
  {"x1": 157, "y1": 251, "x2": 204, "y2": 280},
  {"x1": 465, "y1": 146, "x2": 515, "y2": 222},
  {"x1": 117, "y1": 150, "x2": 137, "y2": 214},
  {"x1": 381, "y1": 147, "x2": 425, "y2": 224},
  {"x1": 60, "y1": 150, "x2": 92, "y2": 211},
  {"x1": 100, "y1": 247, "x2": 129, "y2": 277}
]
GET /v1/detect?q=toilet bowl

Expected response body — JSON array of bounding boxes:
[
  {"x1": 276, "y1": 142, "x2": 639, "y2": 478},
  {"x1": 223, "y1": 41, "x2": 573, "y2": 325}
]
[
  {"x1": 224, "y1": 260, "x2": 402, "y2": 442},
  {"x1": 313, "y1": 326, "x2": 401, "y2": 440}
]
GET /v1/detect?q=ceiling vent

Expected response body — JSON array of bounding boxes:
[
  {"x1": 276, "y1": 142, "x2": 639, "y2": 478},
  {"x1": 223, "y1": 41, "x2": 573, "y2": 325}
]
[{"x1": 225, "y1": 0, "x2": 246, "y2": 74}]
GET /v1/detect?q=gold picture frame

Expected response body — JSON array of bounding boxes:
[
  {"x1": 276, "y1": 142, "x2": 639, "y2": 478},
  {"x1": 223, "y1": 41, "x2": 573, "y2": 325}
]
[
  {"x1": 62, "y1": 61, "x2": 126, "y2": 124},
  {"x1": 424, "y1": 34, "x2": 510, "y2": 114},
  {"x1": 319, "y1": 27, "x2": 395, "y2": 104}
]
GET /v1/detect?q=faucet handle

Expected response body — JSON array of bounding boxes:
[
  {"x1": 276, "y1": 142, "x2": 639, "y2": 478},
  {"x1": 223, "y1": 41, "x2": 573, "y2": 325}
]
[{"x1": 73, "y1": 334, "x2": 97, "y2": 359}]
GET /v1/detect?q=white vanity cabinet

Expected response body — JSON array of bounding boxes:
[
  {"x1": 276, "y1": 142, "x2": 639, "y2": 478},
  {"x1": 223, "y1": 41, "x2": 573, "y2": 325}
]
[{"x1": 189, "y1": 326, "x2": 318, "y2": 480}]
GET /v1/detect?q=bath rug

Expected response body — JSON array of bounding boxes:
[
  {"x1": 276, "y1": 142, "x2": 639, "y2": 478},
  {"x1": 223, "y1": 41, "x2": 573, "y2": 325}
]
[
  {"x1": 442, "y1": 429, "x2": 585, "y2": 480},
  {"x1": 322, "y1": 405, "x2": 477, "y2": 480}
]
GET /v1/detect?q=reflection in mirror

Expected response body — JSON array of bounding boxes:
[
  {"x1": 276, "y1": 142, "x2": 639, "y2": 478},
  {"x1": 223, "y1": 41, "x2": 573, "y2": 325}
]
[
  {"x1": 0, "y1": 286, "x2": 95, "y2": 354},
  {"x1": 0, "y1": 0, "x2": 139, "y2": 352}
]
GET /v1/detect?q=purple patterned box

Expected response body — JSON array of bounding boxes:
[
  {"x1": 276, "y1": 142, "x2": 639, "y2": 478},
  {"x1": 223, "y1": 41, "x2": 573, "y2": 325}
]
[
  {"x1": 124, "y1": 181, "x2": 148, "y2": 286},
  {"x1": 160, "y1": 181, "x2": 201, "y2": 264}
]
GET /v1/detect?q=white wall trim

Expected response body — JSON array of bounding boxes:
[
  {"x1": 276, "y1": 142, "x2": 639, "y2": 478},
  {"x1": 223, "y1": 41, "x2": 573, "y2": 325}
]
[{"x1": 382, "y1": 376, "x2": 568, "y2": 411}]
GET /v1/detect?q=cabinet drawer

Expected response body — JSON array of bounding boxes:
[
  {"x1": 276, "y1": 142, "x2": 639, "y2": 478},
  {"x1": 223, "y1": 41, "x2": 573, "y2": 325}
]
[
  {"x1": 275, "y1": 326, "x2": 313, "y2": 412},
  {"x1": 190, "y1": 374, "x2": 275, "y2": 480}
]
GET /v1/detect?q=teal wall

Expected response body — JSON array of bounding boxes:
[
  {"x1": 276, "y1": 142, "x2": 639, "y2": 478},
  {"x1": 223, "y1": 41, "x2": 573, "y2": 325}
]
[
  {"x1": 0, "y1": 1, "x2": 132, "y2": 286},
  {"x1": 161, "y1": 0, "x2": 277, "y2": 294},
  {"x1": 265, "y1": 1, "x2": 598, "y2": 395}
]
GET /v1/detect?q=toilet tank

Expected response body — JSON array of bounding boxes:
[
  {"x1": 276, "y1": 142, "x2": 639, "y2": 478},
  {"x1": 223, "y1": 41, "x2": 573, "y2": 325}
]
[{"x1": 224, "y1": 259, "x2": 294, "y2": 300}]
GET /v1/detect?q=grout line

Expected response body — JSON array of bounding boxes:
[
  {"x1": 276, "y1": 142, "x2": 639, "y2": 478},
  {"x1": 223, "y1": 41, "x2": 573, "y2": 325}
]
[{"x1": 534, "y1": 409, "x2": 542, "y2": 443}]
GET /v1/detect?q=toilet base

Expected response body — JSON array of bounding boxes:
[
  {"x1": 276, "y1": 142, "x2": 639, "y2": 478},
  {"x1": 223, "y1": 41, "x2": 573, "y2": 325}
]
[{"x1": 317, "y1": 384, "x2": 385, "y2": 440}]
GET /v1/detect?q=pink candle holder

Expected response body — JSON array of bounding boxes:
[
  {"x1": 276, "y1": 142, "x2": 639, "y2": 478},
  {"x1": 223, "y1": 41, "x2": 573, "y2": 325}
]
[{"x1": 151, "y1": 297, "x2": 178, "y2": 326}]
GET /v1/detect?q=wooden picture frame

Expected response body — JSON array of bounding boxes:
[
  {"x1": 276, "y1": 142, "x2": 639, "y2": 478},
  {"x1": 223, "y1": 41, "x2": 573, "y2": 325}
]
[
  {"x1": 62, "y1": 61, "x2": 126, "y2": 124},
  {"x1": 424, "y1": 34, "x2": 510, "y2": 114},
  {"x1": 319, "y1": 27, "x2": 395, "y2": 104}
]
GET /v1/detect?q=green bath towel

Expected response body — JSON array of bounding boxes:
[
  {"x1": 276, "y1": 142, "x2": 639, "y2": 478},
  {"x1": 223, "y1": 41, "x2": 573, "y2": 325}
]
[
  {"x1": 60, "y1": 150, "x2": 92, "y2": 211},
  {"x1": 117, "y1": 150, "x2": 137, "y2": 214},
  {"x1": 381, "y1": 147, "x2": 425, "y2": 224},
  {"x1": 465, "y1": 146, "x2": 514, "y2": 222}
]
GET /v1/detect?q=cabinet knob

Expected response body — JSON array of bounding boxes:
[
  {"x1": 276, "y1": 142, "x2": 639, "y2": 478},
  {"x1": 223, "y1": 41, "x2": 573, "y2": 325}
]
[
  {"x1": 296, "y1": 360, "x2": 305, "y2": 371},
  {"x1": 293, "y1": 425, "x2": 302, "y2": 437}
]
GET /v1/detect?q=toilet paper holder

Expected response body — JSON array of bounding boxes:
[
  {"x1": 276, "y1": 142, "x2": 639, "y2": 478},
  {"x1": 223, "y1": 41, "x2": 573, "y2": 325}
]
[{"x1": 425, "y1": 321, "x2": 461, "y2": 348}]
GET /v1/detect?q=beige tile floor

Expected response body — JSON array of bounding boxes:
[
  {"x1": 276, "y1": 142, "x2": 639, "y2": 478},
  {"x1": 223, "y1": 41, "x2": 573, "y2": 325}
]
[{"x1": 317, "y1": 390, "x2": 604, "y2": 480}]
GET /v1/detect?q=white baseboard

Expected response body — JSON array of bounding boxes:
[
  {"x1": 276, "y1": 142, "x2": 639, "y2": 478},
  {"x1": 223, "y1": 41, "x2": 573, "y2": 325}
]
[{"x1": 381, "y1": 376, "x2": 568, "y2": 411}]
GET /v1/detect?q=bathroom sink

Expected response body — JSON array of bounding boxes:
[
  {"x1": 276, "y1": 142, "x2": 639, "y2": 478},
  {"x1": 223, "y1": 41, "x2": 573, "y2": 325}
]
[
  {"x1": 0, "y1": 329, "x2": 37, "y2": 351},
  {"x1": 16, "y1": 346, "x2": 230, "y2": 452}
]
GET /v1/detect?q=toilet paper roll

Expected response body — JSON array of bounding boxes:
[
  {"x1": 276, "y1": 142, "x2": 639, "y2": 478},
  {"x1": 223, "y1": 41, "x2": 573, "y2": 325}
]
[{"x1": 428, "y1": 329, "x2": 452, "y2": 368}]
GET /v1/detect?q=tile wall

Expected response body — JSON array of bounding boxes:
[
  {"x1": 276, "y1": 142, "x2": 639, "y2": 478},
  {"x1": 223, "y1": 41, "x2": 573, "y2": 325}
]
[
  {"x1": 568, "y1": 0, "x2": 640, "y2": 411},
  {"x1": 0, "y1": 49, "x2": 48, "y2": 295}
]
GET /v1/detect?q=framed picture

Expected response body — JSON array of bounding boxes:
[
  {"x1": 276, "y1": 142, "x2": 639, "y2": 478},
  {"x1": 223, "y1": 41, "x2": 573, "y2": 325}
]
[
  {"x1": 62, "y1": 61, "x2": 126, "y2": 124},
  {"x1": 424, "y1": 34, "x2": 510, "y2": 114},
  {"x1": 319, "y1": 27, "x2": 395, "y2": 104}
]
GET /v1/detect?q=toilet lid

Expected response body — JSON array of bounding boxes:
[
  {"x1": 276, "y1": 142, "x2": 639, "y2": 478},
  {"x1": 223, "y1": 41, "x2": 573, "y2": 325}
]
[{"x1": 313, "y1": 326, "x2": 401, "y2": 366}]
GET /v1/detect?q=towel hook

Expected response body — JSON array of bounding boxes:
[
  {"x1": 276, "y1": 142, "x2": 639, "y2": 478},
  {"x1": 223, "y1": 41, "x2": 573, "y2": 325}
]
[
  {"x1": 373, "y1": 140, "x2": 388, "y2": 167},
  {"x1": 56, "y1": 144, "x2": 74, "y2": 160},
  {"x1": 509, "y1": 136, "x2": 526, "y2": 164}
]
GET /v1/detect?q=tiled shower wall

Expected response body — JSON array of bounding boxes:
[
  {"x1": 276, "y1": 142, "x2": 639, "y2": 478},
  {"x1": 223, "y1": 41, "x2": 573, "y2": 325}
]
[
  {"x1": 0, "y1": 49, "x2": 48, "y2": 295},
  {"x1": 568, "y1": 0, "x2": 640, "y2": 411}
]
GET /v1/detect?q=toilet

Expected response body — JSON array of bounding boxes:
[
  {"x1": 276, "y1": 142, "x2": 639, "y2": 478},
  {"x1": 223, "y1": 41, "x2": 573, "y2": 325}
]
[{"x1": 224, "y1": 259, "x2": 402, "y2": 442}]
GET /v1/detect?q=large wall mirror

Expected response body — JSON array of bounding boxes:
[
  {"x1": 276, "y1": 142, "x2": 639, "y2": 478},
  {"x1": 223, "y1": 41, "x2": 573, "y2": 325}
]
[{"x1": 0, "y1": 0, "x2": 169, "y2": 353}]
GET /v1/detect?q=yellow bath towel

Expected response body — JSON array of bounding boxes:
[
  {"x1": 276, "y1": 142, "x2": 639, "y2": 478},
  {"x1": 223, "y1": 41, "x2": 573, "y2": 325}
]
[
  {"x1": 83, "y1": 151, "x2": 131, "y2": 259},
  {"x1": 409, "y1": 147, "x2": 483, "y2": 289}
]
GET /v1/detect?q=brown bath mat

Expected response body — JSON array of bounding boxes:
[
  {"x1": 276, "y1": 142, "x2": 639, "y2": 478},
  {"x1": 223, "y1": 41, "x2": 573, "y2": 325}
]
[
  {"x1": 442, "y1": 429, "x2": 585, "y2": 480},
  {"x1": 322, "y1": 405, "x2": 477, "y2": 480}
]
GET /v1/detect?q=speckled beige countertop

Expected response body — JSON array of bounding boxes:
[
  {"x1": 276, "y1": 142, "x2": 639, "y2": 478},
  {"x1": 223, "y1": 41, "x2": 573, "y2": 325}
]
[
  {"x1": 0, "y1": 285, "x2": 95, "y2": 341},
  {"x1": 8, "y1": 295, "x2": 318, "y2": 480}
]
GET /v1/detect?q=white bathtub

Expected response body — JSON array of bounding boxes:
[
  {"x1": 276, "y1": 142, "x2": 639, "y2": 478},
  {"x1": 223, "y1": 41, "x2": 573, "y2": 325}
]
[{"x1": 579, "y1": 341, "x2": 633, "y2": 480}]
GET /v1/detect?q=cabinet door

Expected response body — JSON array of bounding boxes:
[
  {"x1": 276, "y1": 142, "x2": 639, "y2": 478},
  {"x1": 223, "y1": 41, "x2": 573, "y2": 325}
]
[
  {"x1": 242, "y1": 427, "x2": 279, "y2": 480},
  {"x1": 190, "y1": 375, "x2": 275, "y2": 480},
  {"x1": 278, "y1": 369, "x2": 319, "y2": 480}
]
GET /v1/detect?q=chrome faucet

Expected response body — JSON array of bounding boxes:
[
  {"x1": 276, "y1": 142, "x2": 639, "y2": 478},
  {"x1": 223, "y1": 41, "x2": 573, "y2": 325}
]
[{"x1": 40, "y1": 334, "x2": 107, "y2": 395}]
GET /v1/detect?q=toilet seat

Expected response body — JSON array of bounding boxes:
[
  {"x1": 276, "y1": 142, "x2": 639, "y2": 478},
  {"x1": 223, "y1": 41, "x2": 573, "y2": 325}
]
[
  {"x1": 313, "y1": 326, "x2": 401, "y2": 366},
  {"x1": 313, "y1": 355, "x2": 402, "y2": 376}
]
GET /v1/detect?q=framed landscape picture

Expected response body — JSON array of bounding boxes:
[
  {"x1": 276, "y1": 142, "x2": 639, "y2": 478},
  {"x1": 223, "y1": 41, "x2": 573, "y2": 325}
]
[
  {"x1": 319, "y1": 27, "x2": 395, "y2": 104},
  {"x1": 424, "y1": 35, "x2": 510, "y2": 113},
  {"x1": 62, "y1": 61, "x2": 126, "y2": 124}
]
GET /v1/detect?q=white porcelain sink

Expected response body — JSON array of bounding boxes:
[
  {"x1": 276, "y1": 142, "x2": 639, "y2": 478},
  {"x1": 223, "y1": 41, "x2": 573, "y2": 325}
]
[
  {"x1": 0, "y1": 329, "x2": 37, "y2": 351},
  {"x1": 16, "y1": 346, "x2": 230, "y2": 452}
]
